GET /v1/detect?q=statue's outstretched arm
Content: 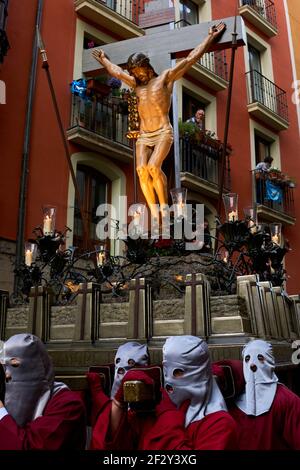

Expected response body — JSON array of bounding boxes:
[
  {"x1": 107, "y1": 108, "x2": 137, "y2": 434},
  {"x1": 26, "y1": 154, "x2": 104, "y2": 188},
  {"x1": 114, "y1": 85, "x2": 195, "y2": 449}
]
[
  {"x1": 167, "y1": 22, "x2": 226, "y2": 83},
  {"x1": 92, "y1": 49, "x2": 136, "y2": 89}
]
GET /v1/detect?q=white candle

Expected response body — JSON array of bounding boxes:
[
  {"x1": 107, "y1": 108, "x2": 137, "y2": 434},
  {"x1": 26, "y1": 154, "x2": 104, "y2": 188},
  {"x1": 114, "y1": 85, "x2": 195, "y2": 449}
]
[
  {"x1": 249, "y1": 220, "x2": 257, "y2": 234},
  {"x1": 25, "y1": 249, "x2": 33, "y2": 267},
  {"x1": 97, "y1": 252, "x2": 105, "y2": 266},
  {"x1": 269, "y1": 259, "x2": 275, "y2": 274},
  {"x1": 272, "y1": 234, "x2": 279, "y2": 245},
  {"x1": 43, "y1": 215, "x2": 52, "y2": 235},
  {"x1": 228, "y1": 210, "x2": 238, "y2": 222},
  {"x1": 133, "y1": 211, "x2": 140, "y2": 226},
  {"x1": 177, "y1": 201, "x2": 184, "y2": 218}
]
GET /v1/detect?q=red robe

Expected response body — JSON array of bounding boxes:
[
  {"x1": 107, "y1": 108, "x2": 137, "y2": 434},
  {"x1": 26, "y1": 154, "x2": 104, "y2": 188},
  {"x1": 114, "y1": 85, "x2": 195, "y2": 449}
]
[
  {"x1": 0, "y1": 389, "x2": 86, "y2": 450},
  {"x1": 91, "y1": 390, "x2": 237, "y2": 450},
  {"x1": 229, "y1": 384, "x2": 300, "y2": 450},
  {"x1": 140, "y1": 409, "x2": 237, "y2": 450}
]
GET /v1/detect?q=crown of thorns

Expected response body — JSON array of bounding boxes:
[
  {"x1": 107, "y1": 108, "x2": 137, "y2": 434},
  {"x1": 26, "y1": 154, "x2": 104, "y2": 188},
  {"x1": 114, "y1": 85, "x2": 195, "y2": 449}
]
[{"x1": 126, "y1": 53, "x2": 152, "y2": 71}]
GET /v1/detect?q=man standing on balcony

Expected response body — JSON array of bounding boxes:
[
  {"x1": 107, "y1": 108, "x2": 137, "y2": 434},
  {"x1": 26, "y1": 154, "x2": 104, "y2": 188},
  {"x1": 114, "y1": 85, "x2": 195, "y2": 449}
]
[
  {"x1": 186, "y1": 109, "x2": 206, "y2": 131},
  {"x1": 92, "y1": 23, "x2": 226, "y2": 221},
  {"x1": 255, "y1": 156, "x2": 274, "y2": 204},
  {"x1": 255, "y1": 155, "x2": 273, "y2": 172}
]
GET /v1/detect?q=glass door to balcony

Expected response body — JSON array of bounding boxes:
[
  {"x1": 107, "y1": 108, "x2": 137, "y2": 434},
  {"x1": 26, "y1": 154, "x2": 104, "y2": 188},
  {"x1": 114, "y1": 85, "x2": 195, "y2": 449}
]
[
  {"x1": 179, "y1": 0, "x2": 198, "y2": 27},
  {"x1": 74, "y1": 165, "x2": 111, "y2": 250},
  {"x1": 248, "y1": 45, "x2": 265, "y2": 105},
  {"x1": 255, "y1": 133, "x2": 271, "y2": 165}
]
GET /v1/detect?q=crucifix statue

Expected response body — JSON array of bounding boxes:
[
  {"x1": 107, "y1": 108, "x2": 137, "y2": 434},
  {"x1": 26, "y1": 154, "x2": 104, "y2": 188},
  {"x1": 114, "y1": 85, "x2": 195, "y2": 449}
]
[
  {"x1": 92, "y1": 23, "x2": 226, "y2": 221},
  {"x1": 85, "y1": 16, "x2": 245, "y2": 222}
]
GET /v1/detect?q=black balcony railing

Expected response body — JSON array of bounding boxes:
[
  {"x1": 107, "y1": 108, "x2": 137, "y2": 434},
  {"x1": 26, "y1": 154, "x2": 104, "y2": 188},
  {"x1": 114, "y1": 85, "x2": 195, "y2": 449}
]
[
  {"x1": 254, "y1": 172, "x2": 295, "y2": 218},
  {"x1": 94, "y1": 0, "x2": 145, "y2": 25},
  {"x1": 70, "y1": 94, "x2": 130, "y2": 148},
  {"x1": 241, "y1": 0, "x2": 277, "y2": 30},
  {"x1": 180, "y1": 135, "x2": 231, "y2": 190},
  {"x1": 246, "y1": 70, "x2": 289, "y2": 122}
]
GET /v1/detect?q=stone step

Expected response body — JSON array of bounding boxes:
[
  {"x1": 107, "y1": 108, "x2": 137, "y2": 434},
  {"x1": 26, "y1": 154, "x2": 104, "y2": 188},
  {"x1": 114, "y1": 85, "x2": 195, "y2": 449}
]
[
  {"x1": 210, "y1": 295, "x2": 244, "y2": 305},
  {"x1": 210, "y1": 295, "x2": 248, "y2": 318},
  {"x1": 153, "y1": 299, "x2": 184, "y2": 320}
]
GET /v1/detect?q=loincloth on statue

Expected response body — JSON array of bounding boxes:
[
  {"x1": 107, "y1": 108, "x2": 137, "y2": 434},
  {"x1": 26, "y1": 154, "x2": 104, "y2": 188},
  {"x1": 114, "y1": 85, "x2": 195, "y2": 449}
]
[{"x1": 137, "y1": 127, "x2": 174, "y2": 147}]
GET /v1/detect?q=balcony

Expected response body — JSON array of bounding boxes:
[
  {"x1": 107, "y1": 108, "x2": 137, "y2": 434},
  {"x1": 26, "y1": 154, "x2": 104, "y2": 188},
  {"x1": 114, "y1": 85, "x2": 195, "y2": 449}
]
[
  {"x1": 246, "y1": 70, "x2": 289, "y2": 131},
  {"x1": 67, "y1": 94, "x2": 133, "y2": 164},
  {"x1": 254, "y1": 172, "x2": 296, "y2": 225},
  {"x1": 180, "y1": 134, "x2": 231, "y2": 199},
  {"x1": 74, "y1": 0, "x2": 144, "y2": 39},
  {"x1": 174, "y1": 21, "x2": 229, "y2": 91},
  {"x1": 239, "y1": 0, "x2": 278, "y2": 37},
  {"x1": 188, "y1": 50, "x2": 229, "y2": 91}
]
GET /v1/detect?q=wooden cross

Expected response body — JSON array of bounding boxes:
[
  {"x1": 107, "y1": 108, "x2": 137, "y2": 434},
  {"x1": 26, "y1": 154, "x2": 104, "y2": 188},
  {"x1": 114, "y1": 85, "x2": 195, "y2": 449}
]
[
  {"x1": 83, "y1": 16, "x2": 246, "y2": 75},
  {"x1": 83, "y1": 16, "x2": 246, "y2": 188}
]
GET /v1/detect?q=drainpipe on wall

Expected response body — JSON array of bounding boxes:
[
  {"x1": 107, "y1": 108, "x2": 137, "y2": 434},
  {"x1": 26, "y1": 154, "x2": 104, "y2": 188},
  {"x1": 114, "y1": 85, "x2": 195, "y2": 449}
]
[{"x1": 13, "y1": 0, "x2": 44, "y2": 297}]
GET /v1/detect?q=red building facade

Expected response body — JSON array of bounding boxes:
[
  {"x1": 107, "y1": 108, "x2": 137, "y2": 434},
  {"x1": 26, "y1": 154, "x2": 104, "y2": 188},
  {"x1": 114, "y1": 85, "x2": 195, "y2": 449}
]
[{"x1": 0, "y1": 0, "x2": 299, "y2": 293}]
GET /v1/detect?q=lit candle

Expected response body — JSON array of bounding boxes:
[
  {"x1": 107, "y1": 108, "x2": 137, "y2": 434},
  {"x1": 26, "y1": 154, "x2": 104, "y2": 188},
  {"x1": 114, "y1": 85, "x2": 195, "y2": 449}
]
[
  {"x1": 97, "y1": 252, "x2": 105, "y2": 266},
  {"x1": 272, "y1": 234, "x2": 279, "y2": 245},
  {"x1": 249, "y1": 220, "x2": 257, "y2": 234},
  {"x1": 25, "y1": 249, "x2": 33, "y2": 267},
  {"x1": 43, "y1": 215, "x2": 52, "y2": 235},
  {"x1": 268, "y1": 259, "x2": 275, "y2": 274},
  {"x1": 133, "y1": 211, "x2": 140, "y2": 226},
  {"x1": 228, "y1": 211, "x2": 238, "y2": 222},
  {"x1": 177, "y1": 201, "x2": 184, "y2": 218}
]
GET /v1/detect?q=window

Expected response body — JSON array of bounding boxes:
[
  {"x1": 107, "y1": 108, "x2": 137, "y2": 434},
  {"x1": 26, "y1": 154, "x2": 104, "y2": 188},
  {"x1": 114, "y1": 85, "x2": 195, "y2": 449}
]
[
  {"x1": 248, "y1": 45, "x2": 262, "y2": 73},
  {"x1": 255, "y1": 133, "x2": 271, "y2": 165},
  {"x1": 182, "y1": 91, "x2": 206, "y2": 128},
  {"x1": 248, "y1": 44, "x2": 265, "y2": 105},
  {"x1": 179, "y1": 0, "x2": 198, "y2": 26},
  {"x1": 83, "y1": 33, "x2": 104, "y2": 50},
  {"x1": 74, "y1": 165, "x2": 111, "y2": 249}
]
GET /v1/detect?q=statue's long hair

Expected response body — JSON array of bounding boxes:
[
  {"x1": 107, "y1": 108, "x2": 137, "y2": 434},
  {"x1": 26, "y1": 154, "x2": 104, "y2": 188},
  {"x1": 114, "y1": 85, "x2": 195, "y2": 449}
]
[{"x1": 126, "y1": 52, "x2": 157, "y2": 83}]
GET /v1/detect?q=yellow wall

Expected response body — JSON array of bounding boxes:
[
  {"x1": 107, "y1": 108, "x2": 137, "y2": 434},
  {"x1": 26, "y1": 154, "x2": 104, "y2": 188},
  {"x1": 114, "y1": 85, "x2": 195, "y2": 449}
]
[{"x1": 287, "y1": 0, "x2": 300, "y2": 80}]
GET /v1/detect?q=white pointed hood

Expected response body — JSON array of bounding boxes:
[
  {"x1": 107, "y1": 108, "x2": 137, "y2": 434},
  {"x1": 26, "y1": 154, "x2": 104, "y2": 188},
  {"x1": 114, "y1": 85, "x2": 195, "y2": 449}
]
[
  {"x1": 235, "y1": 339, "x2": 278, "y2": 416},
  {"x1": 2, "y1": 334, "x2": 66, "y2": 427},
  {"x1": 163, "y1": 336, "x2": 227, "y2": 427},
  {"x1": 110, "y1": 342, "x2": 149, "y2": 398}
]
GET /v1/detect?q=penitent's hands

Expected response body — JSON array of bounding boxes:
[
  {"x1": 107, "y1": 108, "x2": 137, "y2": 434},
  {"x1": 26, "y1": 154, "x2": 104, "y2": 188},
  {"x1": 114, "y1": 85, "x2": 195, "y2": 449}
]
[
  {"x1": 0, "y1": 400, "x2": 4, "y2": 408},
  {"x1": 209, "y1": 22, "x2": 226, "y2": 41},
  {"x1": 86, "y1": 372, "x2": 103, "y2": 394},
  {"x1": 92, "y1": 49, "x2": 106, "y2": 65},
  {"x1": 114, "y1": 370, "x2": 154, "y2": 405}
]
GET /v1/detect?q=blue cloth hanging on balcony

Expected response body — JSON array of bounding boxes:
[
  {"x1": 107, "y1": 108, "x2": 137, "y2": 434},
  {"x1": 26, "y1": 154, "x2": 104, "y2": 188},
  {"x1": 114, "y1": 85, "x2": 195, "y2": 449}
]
[
  {"x1": 265, "y1": 179, "x2": 283, "y2": 203},
  {"x1": 70, "y1": 79, "x2": 87, "y2": 99}
]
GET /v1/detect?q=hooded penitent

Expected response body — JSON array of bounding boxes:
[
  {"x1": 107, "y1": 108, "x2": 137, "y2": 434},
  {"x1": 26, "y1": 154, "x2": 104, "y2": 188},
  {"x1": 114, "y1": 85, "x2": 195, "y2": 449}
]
[
  {"x1": 163, "y1": 336, "x2": 227, "y2": 427},
  {"x1": 110, "y1": 342, "x2": 149, "y2": 398},
  {"x1": 2, "y1": 334, "x2": 66, "y2": 427},
  {"x1": 235, "y1": 339, "x2": 278, "y2": 416}
]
